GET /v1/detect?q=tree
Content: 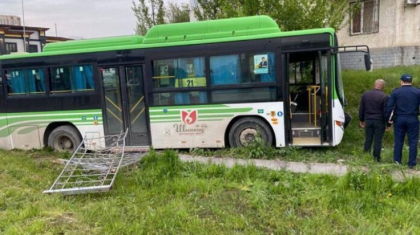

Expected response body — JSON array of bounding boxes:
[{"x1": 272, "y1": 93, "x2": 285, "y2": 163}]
[
  {"x1": 132, "y1": 0, "x2": 190, "y2": 36},
  {"x1": 132, "y1": 0, "x2": 165, "y2": 35},
  {"x1": 193, "y1": 0, "x2": 356, "y2": 31},
  {"x1": 167, "y1": 3, "x2": 190, "y2": 23}
]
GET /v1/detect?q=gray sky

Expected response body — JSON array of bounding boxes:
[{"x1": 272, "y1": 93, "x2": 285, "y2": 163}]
[{"x1": 0, "y1": 0, "x2": 189, "y2": 39}]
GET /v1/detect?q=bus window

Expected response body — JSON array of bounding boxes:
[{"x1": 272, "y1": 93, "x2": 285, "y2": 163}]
[
  {"x1": 0, "y1": 70, "x2": 3, "y2": 96},
  {"x1": 211, "y1": 88, "x2": 276, "y2": 103},
  {"x1": 289, "y1": 61, "x2": 314, "y2": 85},
  {"x1": 210, "y1": 52, "x2": 275, "y2": 86},
  {"x1": 152, "y1": 57, "x2": 206, "y2": 89},
  {"x1": 152, "y1": 57, "x2": 206, "y2": 105},
  {"x1": 6, "y1": 68, "x2": 46, "y2": 96},
  {"x1": 50, "y1": 65, "x2": 95, "y2": 94},
  {"x1": 153, "y1": 91, "x2": 207, "y2": 106}
]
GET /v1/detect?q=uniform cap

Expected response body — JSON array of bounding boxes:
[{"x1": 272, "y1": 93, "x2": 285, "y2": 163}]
[{"x1": 400, "y1": 74, "x2": 413, "y2": 82}]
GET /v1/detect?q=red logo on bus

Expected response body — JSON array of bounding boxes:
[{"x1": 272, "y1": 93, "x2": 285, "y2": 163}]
[{"x1": 181, "y1": 110, "x2": 197, "y2": 124}]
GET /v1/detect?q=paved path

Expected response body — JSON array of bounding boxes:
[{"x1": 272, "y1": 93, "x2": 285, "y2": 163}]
[{"x1": 178, "y1": 155, "x2": 420, "y2": 181}]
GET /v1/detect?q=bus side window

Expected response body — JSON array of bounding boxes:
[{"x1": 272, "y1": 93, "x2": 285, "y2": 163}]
[
  {"x1": 74, "y1": 65, "x2": 95, "y2": 92},
  {"x1": 5, "y1": 73, "x2": 11, "y2": 94},
  {"x1": 28, "y1": 69, "x2": 46, "y2": 94},
  {"x1": 50, "y1": 65, "x2": 95, "y2": 94},
  {"x1": 152, "y1": 57, "x2": 207, "y2": 106},
  {"x1": 0, "y1": 70, "x2": 4, "y2": 96},
  {"x1": 210, "y1": 52, "x2": 276, "y2": 86},
  {"x1": 51, "y1": 68, "x2": 67, "y2": 92}
]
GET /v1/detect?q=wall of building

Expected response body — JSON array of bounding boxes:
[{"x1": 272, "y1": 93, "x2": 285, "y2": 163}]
[
  {"x1": 338, "y1": 0, "x2": 420, "y2": 69},
  {"x1": 340, "y1": 46, "x2": 420, "y2": 70},
  {"x1": 28, "y1": 30, "x2": 39, "y2": 40},
  {"x1": 395, "y1": 2, "x2": 420, "y2": 46},
  {"x1": 0, "y1": 15, "x2": 21, "y2": 26}
]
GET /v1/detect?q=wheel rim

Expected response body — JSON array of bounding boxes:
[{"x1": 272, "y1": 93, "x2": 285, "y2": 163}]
[
  {"x1": 239, "y1": 128, "x2": 257, "y2": 146},
  {"x1": 54, "y1": 135, "x2": 74, "y2": 151}
]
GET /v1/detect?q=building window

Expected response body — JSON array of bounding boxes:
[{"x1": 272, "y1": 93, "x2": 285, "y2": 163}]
[
  {"x1": 5, "y1": 43, "x2": 18, "y2": 54},
  {"x1": 28, "y1": 45, "x2": 38, "y2": 53},
  {"x1": 350, "y1": 0, "x2": 379, "y2": 35}
]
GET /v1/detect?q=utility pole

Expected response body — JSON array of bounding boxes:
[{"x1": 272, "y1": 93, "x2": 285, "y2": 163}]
[
  {"x1": 21, "y1": 0, "x2": 26, "y2": 52},
  {"x1": 151, "y1": 1, "x2": 155, "y2": 23}
]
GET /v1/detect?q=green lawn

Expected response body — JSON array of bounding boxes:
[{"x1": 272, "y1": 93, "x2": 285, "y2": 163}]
[
  {"x1": 1, "y1": 149, "x2": 420, "y2": 234},
  {"x1": 2, "y1": 66, "x2": 420, "y2": 234}
]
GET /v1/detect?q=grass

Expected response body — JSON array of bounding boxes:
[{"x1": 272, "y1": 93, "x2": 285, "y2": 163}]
[
  {"x1": 2, "y1": 149, "x2": 420, "y2": 234},
  {"x1": 2, "y1": 66, "x2": 420, "y2": 234},
  {"x1": 187, "y1": 66, "x2": 420, "y2": 166}
]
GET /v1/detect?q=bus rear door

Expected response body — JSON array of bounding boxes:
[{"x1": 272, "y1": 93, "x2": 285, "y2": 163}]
[{"x1": 99, "y1": 65, "x2": 150, "y2": 147}]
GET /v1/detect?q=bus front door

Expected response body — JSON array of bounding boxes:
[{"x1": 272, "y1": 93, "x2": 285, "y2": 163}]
[
  {"x1": 284, "y1": 51, "x2": 331, "y2": 146},
  {"x1": 100, "y1": 65, "x2": 149, "y2": 146}
]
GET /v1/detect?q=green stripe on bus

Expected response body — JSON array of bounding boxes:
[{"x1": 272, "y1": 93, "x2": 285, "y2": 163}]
[
  {"x1": 150, "y1": 120, "x2": 182, "y2": 123},
  {"x1": 6, "y1": 109, "x2": 102, "y2": 116},
  {"x1": 199, "y1": 114, "x2": 234, "y2": 118},
  {"x1": 7, "y1": 119, "x2": 103, "y2": 126},
  {"x1": 198, "y1": 108, "x2": 252, "y2": 114},
  {"x1": 0, "y1": 122, "x2": 103, "y2": 138},
  {"x1": 7, "y1": 116, "x2": 102, "y2": 124},
  {"x1": 150, "y1": 119, "x2": 224, "y2": 123},
  {"x1": 149, "y1": 104, "x2": 227, "y2": 111},
  {"x1": 149, "y1": 111, "x2": 180, "y2": 116},
  {"x1": 149, "y1": 116, "x2": 180, "y2": 121},
  {"x1": 149, "y1": 107, "x2": 252, "y2": 115},
  {"x1": 149, "y1": 113, "x2": 235, "y2": 121}
]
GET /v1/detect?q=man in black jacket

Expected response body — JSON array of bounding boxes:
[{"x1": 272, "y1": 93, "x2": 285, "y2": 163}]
[{"x1": 359, "y1": 79, "x2": 388, "y2": 162}]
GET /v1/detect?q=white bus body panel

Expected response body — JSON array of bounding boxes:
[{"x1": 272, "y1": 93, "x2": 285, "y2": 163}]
[
  {"x1": 332, "y1": 99, "x2": 345, "y2": 146},
  {"x1": 150, "y1": 102, "x2": 285, "y2": 149}
]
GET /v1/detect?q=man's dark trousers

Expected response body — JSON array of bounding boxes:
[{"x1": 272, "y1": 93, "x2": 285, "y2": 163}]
[
  {"x1": 393, "y1": 115, "x2": 419, "y2": 167},
  {"x1": 364, "y1": 119, "x2": 385, "y2": 161}
]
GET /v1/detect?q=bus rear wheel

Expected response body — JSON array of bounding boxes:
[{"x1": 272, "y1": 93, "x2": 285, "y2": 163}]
[
  {"x1": 48, "y1": 126, "x2": 81, "y2": 152},
  {"x1": 228, "y1": 117, "x2": 273, "y2": 148}
]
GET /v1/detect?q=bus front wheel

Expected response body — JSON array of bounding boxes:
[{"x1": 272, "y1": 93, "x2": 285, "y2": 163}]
[
  {"x1": 48, "y1": 126, "x2": 82, "y2": 152},
  {"x1": 228, "y1": 117, "x2": 273, "y2": 148}
]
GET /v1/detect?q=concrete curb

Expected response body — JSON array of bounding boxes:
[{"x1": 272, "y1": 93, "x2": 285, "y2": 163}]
[{"x1": 178, "y1": 155, "x2": 420, "y2": 181}]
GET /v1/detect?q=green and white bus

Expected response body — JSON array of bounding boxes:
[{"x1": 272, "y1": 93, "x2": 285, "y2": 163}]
[{"x1": 0, "y1": 15, "x2": 370, "y2": 151}]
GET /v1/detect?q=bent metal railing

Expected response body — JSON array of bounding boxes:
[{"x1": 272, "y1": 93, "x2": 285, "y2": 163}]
[{"x1": 43, "y1": 129, "x2": 144, "y2": 195}]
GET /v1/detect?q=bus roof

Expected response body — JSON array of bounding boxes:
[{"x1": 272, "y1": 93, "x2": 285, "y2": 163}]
[{"x1": 0, "y1": 15, "x2": 335, "y2": 60}]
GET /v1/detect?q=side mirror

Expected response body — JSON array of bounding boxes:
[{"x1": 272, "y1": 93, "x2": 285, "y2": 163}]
[{"x1": 364, "y1": 53, "x2": 372, "y2": 71}]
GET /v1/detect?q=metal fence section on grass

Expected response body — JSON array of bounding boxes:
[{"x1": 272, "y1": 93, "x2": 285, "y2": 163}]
[{"x1": 43, "y1": 130, "x2": 145, "y2": 195}]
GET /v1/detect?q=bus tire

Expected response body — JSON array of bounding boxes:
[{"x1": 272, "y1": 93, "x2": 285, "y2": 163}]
[
  {"x1": 228, "y1": 117, "x2": 273, "y2": 148},
  {"x1": 48, "y1": 125, "x2": 82, "y2": 152}
]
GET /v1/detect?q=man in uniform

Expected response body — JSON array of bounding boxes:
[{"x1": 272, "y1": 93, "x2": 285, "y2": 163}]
[
  {"x1": 359, "y1": 79, "x2": 388, "y2": 162},
  {"x1": 385, "y1": 74, "x2": 420, "y2": 168}
]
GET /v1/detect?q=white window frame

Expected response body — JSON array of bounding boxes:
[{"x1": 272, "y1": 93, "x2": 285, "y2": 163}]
[{"x1": 350, "y1": 0, "x2": 379, "y2": 35}]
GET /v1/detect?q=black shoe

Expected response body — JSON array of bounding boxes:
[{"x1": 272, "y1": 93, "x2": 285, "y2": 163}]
[
  {"x1": 374, "y1": 158, "x2": 381, "y2": 163},
  {"x1": 409, "y1": 165, "x2": 416, "y2": 170}
]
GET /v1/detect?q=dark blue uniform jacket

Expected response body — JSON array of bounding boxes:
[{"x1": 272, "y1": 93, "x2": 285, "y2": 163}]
[{"x1": 385, "y1": 85, "x2": 420, "y2": 120}]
